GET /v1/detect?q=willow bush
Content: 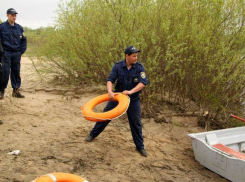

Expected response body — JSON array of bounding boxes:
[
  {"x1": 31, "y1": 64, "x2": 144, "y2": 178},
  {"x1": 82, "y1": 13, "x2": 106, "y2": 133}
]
[{"x1": 32, "y1": 0, "x2": 245, "y2": 125}]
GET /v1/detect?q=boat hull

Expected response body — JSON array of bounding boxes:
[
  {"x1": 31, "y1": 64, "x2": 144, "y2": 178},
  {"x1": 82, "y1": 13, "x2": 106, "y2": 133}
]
[{"x1": 188, "y1": 126, "x2": 245, "y2": 182}]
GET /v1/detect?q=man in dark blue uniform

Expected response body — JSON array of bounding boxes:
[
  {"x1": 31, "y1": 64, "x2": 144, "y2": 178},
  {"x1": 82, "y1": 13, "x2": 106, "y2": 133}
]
[
  {"x1": 0, "y1": 36, "x2": 3, "y2": 124},
  {"x1": 0, "y1": 36, "x2": 3, "y2": 84},
  {"x1": 85, "y1": 46, "x2": 148, "y2": 157},
  {"x1": 0, "y1": 8, "x2": 27, "y2": 100}
]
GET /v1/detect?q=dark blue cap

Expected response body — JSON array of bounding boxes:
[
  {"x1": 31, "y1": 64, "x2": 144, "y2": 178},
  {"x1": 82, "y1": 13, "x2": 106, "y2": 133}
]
[
  {"x1": 124, "y1": 46, "x2": 140, "y2": 54},
  {"x1": 7, "y1": 8, "x2": 18, "y2": 15}
]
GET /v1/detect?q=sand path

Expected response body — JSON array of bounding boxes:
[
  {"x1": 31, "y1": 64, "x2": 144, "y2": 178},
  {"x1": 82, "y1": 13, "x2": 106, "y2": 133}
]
[{"x1": 0, "y1": 57, "x2": 228, "y2": 182}]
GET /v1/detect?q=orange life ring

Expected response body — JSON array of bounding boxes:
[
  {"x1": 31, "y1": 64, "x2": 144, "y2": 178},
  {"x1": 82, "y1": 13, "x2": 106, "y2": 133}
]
[
  {"x1": 31, "y1": 173, "x2": 88, "y2": 182},
  {"x1": 81, "y1": 93, "x2": 130, "y2": 122}
]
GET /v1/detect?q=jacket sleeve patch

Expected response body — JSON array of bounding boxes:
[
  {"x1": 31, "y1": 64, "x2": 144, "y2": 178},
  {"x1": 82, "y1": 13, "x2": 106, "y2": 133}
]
[{"x1": 140, "y1": 72, "x2": 146, "y2": 79}]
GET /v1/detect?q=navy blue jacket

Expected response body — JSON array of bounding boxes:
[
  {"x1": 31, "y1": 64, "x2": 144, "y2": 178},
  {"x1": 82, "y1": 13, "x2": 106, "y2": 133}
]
[
  {"x1": 107, "y1": 59, "x2": 148, "y2": 101},
  {"x1": 0, "y1": 37, "x2": 3, "y2": 57},
  {"x1": 0, "y1": 20, "x2": 27, "y2": 54}
]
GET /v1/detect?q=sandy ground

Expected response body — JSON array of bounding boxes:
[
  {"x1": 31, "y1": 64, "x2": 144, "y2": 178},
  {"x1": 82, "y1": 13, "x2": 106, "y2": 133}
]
[{"x1": 0, "y1": 57, "x2": 229, "y2": 182}]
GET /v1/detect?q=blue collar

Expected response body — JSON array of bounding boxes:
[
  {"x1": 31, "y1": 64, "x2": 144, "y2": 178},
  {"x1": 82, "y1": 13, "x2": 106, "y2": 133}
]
[
  {"x1": 122, "y1": 59, "x2": 136, "y2": 69},
  {"x1": 5, "y1": 20, "x2": 16, "y2": 28}
]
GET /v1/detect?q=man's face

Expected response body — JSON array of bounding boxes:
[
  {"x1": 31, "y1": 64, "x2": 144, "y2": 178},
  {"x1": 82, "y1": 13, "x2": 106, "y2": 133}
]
[
  {"x1": 7, "y1": 14, "x2": 17, "y2": 23},
  {"x1": 126, "y1": 53, "x2": 138, "y2": 65}
]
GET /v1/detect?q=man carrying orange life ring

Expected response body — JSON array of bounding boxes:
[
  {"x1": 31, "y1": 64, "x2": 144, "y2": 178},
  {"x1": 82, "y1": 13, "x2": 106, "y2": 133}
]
[{"x1": 85, "y1": 46, "x2": 148, "y2": 157}]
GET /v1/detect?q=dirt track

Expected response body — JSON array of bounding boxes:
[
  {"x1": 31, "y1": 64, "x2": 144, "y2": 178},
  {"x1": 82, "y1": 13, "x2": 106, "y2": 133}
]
[{"x1": 0, "y1": 57, "x2": 228, "y2": 182}]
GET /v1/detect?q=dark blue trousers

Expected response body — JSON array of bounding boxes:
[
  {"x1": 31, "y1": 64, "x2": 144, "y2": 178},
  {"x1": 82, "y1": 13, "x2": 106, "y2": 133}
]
[
  {"x1": 0, "y1": 51, "x2": 22, "y2": 91},
  {"x1": 90, "y1": 99, "x2": 144, "y2": 149}
]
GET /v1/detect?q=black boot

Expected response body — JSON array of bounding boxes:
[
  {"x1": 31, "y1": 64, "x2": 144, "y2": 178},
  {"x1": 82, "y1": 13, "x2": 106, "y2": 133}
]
[
  {"x1": 0, "y1": 90, "x2": 4, "y2": 100},
  {"x1": 85, "y1": 134, "x2": 94, "y2": 142},
  {"x1": 136, "y1": 148, "x2": 148, "y2": 157},
  {"x1": 12, "y1": 88, "x2": 25, "y2": 98}
]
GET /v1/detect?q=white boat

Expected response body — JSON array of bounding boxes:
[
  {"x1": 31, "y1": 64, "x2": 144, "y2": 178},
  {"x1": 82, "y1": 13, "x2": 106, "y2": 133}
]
[{"x1": 188, "y1": 126, "x2": 245, "y2": 182}]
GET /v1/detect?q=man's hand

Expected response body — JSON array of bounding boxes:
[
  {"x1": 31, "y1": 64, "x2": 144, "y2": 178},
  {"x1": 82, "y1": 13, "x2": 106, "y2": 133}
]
[
  {"x1": 123, "y1": 90, "x2": 132, "y2": 95},
  {"x1": 108, "y1": 91, "x2": 115, "y2": 100}
]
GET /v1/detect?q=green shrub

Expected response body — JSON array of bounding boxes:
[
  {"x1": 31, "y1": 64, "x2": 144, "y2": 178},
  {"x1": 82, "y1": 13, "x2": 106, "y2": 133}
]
[{"x1": 32, "y1": 0, "x2": 245, "y2": 124}]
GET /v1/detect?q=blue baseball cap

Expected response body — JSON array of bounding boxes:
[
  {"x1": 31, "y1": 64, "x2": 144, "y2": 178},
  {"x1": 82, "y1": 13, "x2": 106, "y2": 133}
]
[
  {"x1": 124, "y1": 46, "x2": 140, "y2": 54},
  {"x1": 7, "y1": 8, "x2": 18, "y2": 15}
]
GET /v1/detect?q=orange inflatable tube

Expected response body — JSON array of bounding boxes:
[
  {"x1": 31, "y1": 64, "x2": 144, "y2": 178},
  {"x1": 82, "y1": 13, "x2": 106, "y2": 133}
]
[
  {"x1": 81, "y1": 93, "x2": 130, "y2": 122},
  {"x1": 31, "y1": 173, "x2": 88, "y2": 182}
]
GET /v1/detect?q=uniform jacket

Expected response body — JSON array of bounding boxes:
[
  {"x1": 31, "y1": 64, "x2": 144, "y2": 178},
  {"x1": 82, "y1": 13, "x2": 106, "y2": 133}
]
[
  {"x1": 0, "y1": 36, "x2": 3, "y2": 57},
  {"x1": 0, "y1": 36, "x2": 3, "y2": 83},
  {"x1": 0, "y1": 20, "x2": 27, "y2": 54},
  {"x1": 107, "y1": 59, "x2": 148, "y2": 101}
]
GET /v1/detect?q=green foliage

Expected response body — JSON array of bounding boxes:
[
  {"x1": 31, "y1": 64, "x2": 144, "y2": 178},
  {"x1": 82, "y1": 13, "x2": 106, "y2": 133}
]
[
  {"x1": 25, "y1": 27, "x2": 55, "y2": 48},
  {"x1": 32, "y1": 0, "x2": 245, "y2": 122}
]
